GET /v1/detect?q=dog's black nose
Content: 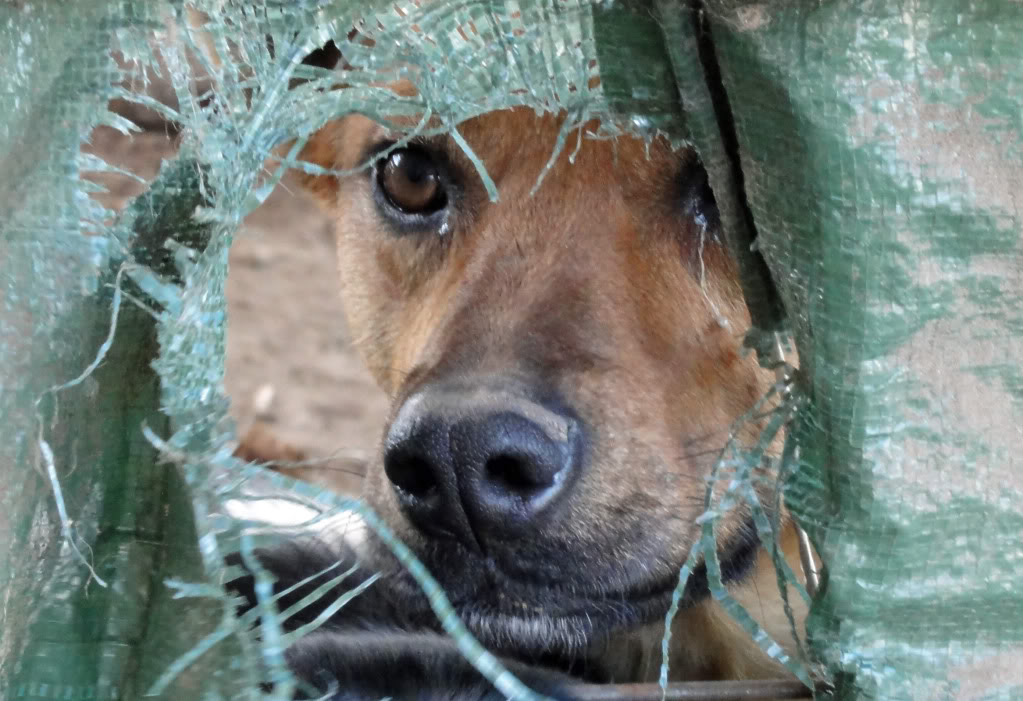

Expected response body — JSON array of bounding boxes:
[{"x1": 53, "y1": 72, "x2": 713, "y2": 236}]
[{"x1": 383, "y1": 383, "x2": 582, "y2": 544}]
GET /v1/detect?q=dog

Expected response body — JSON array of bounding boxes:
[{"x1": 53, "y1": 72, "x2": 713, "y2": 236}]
[{"x1": 229, "y1": 104, "x2": 811, "y2": 697}]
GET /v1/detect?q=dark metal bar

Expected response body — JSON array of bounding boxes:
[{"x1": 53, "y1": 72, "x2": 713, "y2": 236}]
[{"x1": 565, "y1": 679, "x2": 813, "y2": 701}]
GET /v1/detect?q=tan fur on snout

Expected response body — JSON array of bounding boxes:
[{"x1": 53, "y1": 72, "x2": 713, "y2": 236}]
[{"x1": 294, "y1": 107, "x2": 810, "y2": 682}]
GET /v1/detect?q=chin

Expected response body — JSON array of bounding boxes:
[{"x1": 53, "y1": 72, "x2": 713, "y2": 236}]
[
  {"x1": 373, "y1": 535, "x2": 682, "y2": 665},
  {"x1": 459, "y1": 588, "x2": 676, "y2": 659},
  {"x1": 366, "y1": 512, "x2": 762, "y2": 668}
]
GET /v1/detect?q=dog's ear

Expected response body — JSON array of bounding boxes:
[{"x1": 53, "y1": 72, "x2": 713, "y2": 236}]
[
  {"x1": 290, "y1": 37, "x2": 422, "y2": 211},
  {"x1": 294, "y1": 38, "x2": 345, "y2": 208},
  {"x1": 273, "y1": 38, "x2": 346, "y2": 209},
  {"x1": 294, "y1": 121, "x2": 346, "y2": 209}
]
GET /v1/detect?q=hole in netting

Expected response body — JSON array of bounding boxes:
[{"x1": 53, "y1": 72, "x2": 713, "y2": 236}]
[{"x1": 55, "y1": 24, "x2": 818, "y2": 700}]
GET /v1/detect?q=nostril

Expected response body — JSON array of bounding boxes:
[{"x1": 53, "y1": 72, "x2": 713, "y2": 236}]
[
  {"x1": 484, "y1": 453, "x2": 552, "y2": 494},
  {"x1": 385, "y1": 453, "x2": 438, "y2": 498}
]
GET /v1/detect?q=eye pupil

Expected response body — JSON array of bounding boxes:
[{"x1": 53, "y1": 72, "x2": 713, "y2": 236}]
[{"x1": 378, "y1": 148, "x2": 446, "y2": 215}]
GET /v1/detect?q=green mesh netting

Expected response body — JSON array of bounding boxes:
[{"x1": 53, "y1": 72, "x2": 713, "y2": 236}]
[{"x1": 1, "y1": 2, "x2": 1021, "y2": 700}]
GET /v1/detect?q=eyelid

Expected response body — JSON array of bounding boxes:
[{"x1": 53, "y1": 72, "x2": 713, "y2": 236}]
[{"x1": 361, "y1": 136, "x2": 446, "y2": 170}]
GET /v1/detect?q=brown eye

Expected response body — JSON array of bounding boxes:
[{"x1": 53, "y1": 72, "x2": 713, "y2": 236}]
[{"x1": 376, "y1": 148, "x2": 447, "y2": 215}]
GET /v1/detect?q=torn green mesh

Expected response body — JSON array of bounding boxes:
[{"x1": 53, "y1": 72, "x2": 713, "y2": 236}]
[{"x1": 1, "y1": 2, "x2": 1021, "y2": 700}]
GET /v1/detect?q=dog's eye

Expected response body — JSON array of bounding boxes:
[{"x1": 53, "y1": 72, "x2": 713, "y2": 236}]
[{"x1": 376, "y1": 148, "x2": 447, "y2": 216}]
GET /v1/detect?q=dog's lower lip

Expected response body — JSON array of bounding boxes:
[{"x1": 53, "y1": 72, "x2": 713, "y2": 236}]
[
  {"x1": 389, "y1": 564, "x2": 676, "y2": 621},
  {"x1": 450, "y1": 572, "x2": 679, "y2": 624},
  {"x1": 450, "y1": 580, "x2": 677, "y2": 666},
  {"x1": 381, "y1": 542, "x2": 683, "y2": 624}
]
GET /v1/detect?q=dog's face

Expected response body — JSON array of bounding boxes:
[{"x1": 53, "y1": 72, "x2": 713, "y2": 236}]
[{"x1": 299, "y1": 108, "x2": 774, "y2": 662}]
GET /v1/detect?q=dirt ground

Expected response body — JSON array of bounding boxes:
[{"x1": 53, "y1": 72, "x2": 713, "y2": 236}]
[{"x1": 86, "y1": 124, "x2": 389, "y2": 497}]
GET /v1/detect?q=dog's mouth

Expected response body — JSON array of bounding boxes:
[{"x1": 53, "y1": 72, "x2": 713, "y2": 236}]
[
  {"x1": 380, "y1": 557, "x2": 677, "y2": 676},
  {"x1": 451, "y1": 574, "x2": 680, "y2": 671},
  {"x1": 373, "y1": 518, "x2": 760, "y2": 663}
]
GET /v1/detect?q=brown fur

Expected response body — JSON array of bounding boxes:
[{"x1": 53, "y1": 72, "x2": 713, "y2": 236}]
[{"x1": 293, "y1": 107, "x2": 808, "y2": 682}]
